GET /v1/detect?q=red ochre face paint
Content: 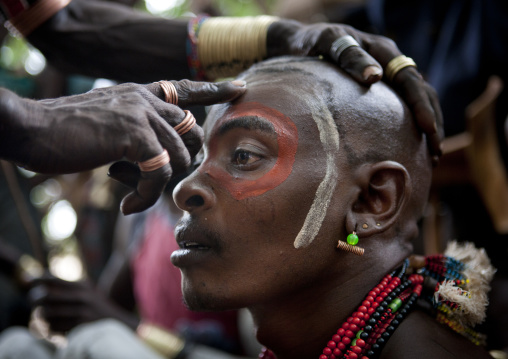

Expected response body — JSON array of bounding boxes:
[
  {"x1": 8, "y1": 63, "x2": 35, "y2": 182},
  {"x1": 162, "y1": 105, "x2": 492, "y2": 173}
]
[{"x1": 200, "y1": 102, "x2": 298, "y2": 200}]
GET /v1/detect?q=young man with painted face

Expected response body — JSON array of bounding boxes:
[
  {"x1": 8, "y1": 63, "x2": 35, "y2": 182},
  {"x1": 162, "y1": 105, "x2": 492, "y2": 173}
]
[{"x1": 171, "y1": 57, "x2": 493, "y2": 359}]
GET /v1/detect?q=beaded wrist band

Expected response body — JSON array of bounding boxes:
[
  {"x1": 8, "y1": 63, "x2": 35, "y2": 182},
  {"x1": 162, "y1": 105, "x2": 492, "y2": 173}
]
[
  {"x1": 137, "y1": 322, "x2": 185, "y2": 359},
  {"x1": 4, "y1": 0, "x2": 71, "y2": 37},
  {"x1": 196, "y1": 15, "x2": 279, "y2": 80},
  {"x1": 187, "y1": 14, "x2": 209, "y2": 80}
]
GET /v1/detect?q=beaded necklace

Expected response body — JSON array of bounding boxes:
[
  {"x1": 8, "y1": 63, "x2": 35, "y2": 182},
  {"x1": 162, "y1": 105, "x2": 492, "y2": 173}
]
[{"x1": 259, "y1": 244, "x2": 493, "y2": 359}]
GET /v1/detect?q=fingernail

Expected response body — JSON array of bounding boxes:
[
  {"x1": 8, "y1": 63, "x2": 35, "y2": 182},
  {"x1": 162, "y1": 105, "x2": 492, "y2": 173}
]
[
  {"x1": 363, "y1": 65, "x2": 382, "y2": 82},
  {"x1": 231, "y1": 80, "x2": 247, "y2": 88},
  {"x1": 120, "y1": 201, "x2": 131, "y2": 216}
]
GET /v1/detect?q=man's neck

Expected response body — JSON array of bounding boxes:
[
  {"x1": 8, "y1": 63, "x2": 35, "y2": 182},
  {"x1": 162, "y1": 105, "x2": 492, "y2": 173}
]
[{"x1": 248, "y1": 250, "x2": 406, "y2": 359}]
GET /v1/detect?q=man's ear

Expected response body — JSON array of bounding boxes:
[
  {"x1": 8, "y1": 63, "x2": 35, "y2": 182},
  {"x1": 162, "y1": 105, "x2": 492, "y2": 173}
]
[{"x1": 346, "y1": 161, "x2": 411, "y2": 238}]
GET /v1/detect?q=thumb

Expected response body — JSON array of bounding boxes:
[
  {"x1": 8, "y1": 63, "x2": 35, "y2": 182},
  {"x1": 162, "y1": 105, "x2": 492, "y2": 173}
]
[
  {"x1": 119, "y1": 164, "x2": 172, "y2": 215},
  {"x1": 108, "y1": 161, "x2": 172, "y2": 215},
  {"x1": 108, "y1": 161, "x2": 141, "y2": 189}
]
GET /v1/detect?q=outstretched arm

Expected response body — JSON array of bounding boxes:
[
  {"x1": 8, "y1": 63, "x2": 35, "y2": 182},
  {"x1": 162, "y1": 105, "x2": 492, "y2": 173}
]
[
  {"x1": 5, "y1": 0, "x2": 441, "y2": 160},
  {"x1": 23, "y1": 1, "x2": 441, "y2": 158},
  {"x1": 27, "y1": 0, "x2": 192, "y2": 83},
  {"x1": 0, "y1": 79, "x2": 246, "y2": 214}
]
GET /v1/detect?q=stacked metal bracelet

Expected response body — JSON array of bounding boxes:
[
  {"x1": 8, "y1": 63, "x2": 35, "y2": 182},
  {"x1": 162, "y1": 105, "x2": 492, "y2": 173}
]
[{"x1": 196, "y1": 15, "x2": 279, "y2": 80}]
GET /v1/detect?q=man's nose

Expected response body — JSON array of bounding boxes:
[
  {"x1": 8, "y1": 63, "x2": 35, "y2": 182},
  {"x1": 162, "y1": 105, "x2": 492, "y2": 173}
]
[{"x1": 173, "y1": 170, "x2": 215, "y2": 213}]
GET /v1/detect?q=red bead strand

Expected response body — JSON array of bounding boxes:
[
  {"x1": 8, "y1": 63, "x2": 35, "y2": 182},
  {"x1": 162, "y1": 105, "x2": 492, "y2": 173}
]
[{"x1": 258, "y1": 255, "x2": 473, "y2": 359}]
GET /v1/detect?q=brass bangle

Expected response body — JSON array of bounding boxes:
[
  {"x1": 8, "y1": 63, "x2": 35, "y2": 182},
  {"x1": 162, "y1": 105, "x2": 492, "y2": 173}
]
[
  {"x1": 197, "y1": 15, "x2": 279, "y2": 79},
  {"x1": 384, "y1": 55, "x2": 417, "y2": 82},
  {"x1": 137, "y1": 323, "x2": 185, "y2": 359},
  {"x1": 6, "y1": 0, "x2": 72, "y2": 37}
]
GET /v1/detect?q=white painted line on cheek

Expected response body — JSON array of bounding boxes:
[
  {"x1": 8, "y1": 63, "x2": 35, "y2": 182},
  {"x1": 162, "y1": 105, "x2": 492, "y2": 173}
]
[{"x1": 294, "y1": 98, "x2": 340, "y2": 248}]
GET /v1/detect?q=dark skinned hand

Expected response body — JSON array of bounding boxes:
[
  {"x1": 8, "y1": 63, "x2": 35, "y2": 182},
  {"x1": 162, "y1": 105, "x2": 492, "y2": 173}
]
[
  {"x1": 28, "y1": 273, "x2": 138, "y2": 333},
  {"x1": 27, "y1": 1, "x2": 441, "y2": 160},
  {"x1": 0, "y1": 80, "x2": 246, "y2": 214},
  {"x1": 268, "y1": 20, "x2": 443, "y2": 162}
]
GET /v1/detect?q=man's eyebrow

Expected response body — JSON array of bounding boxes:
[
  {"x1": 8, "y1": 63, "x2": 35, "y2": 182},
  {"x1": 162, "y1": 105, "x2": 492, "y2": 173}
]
[{"x1": 217, "y1": 116, "x2": 275, "y2": 136}]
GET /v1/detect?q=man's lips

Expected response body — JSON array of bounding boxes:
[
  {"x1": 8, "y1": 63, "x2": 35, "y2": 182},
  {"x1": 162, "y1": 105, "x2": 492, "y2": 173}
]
[
  {"x1": 174, "y1": 216, "x2": 219, "y2": 251},
  {"x1": 180, "y1": 241, "x2": 210, "y2": 250},
  {"x1": 171, "y1": 216, "x2": 224, "y2": 268}
]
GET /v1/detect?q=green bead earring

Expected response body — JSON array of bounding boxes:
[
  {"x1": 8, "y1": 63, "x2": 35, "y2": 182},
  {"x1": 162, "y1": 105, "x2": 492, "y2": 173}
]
[
  {"x1": 337, "y1": 230, "x2": 365, "y2": 256},
  {"x1": 347, "y1": 231, "x2": 359, "y2": 246}
]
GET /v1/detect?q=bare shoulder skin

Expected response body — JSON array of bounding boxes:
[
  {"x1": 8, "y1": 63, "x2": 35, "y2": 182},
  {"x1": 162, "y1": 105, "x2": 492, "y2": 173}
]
[{"x1": 383, "y1": 311, "x2": 492, "y2": 359}]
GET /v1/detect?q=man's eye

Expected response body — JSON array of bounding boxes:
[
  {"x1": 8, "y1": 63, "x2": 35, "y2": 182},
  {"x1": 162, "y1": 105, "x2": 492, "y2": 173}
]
[{"x1": 233, "y1": 149, "x2": 261, "y2": 166}]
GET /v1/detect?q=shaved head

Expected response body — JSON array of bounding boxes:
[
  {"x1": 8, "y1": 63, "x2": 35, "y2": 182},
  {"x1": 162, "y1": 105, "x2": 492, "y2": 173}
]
[
  {"x1": 236, "y1": 56, "x2": 432, "y2": 237},
  {"x1": 172, "y1": 56, "x2": 433, "y2": 314}
]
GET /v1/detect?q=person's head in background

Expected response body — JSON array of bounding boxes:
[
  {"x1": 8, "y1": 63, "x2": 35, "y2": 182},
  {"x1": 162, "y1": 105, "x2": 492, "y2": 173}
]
[{"x1": 171, "y1": 57, "x2": 484, "y2": 359}]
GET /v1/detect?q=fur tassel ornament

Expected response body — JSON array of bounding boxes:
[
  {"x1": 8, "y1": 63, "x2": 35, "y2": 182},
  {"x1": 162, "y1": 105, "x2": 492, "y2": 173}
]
[
  {"x1": 435, "y1": 241, "x2": 496, "y2": 327},
  {"x1": 409, "y1": 241, "x2": 496, "y2": 346}
]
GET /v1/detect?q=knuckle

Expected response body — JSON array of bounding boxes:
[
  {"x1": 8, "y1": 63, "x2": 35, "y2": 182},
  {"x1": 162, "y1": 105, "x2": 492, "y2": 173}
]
[
  {"x1": 340, "y1": 24, "x2": 354, "y2": 34},
  {"x1": 321, "y1": 26, "x2": 337, "y2": 38},
  {"x1": 364, "y1": 34, "x2": 396, "y2": 55},
  {"x1": 204, "y1": 82, "x2": 218, "y2": 92},
  {"x1": 175, "y1": 79, "x2": 193, "y2": 101},
  {"x1": 318, "y1": 26, "x2": 340, "y2": 44},
  {"x1": 177, "y1": 79, "x2": 193, "y2": 90},
  {"x1": 124, "y1": 92, "x2": 147, "y2": 104},
  {"x1": 119, "y1": 82, "x2": 139, "y2": 90},
  {"x1": 135, "y1": 86, "x2": 151, "y2": 97},
  {"x1": 377, "y1": 36, "x2": 397, "y2": 49}
]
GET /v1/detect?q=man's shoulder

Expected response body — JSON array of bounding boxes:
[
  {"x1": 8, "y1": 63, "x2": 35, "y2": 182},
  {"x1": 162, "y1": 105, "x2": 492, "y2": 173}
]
[{"x1": 380, "y1": 310, "x2": 492, "y2": 359}]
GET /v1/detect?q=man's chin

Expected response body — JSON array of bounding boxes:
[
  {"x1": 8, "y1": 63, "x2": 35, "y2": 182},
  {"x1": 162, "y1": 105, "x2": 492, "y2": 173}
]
[{"x1": 182, "y1": 291, "x2": 232, "y2": 312}]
